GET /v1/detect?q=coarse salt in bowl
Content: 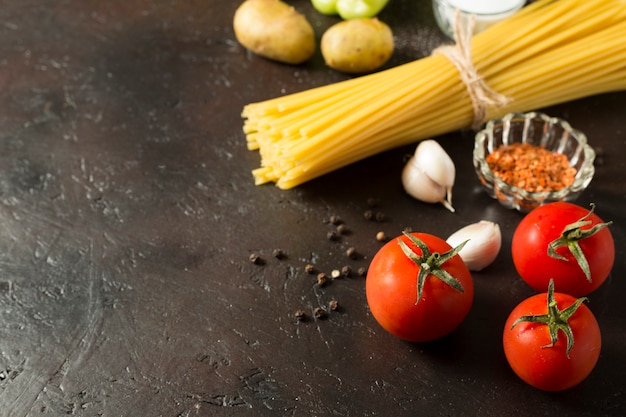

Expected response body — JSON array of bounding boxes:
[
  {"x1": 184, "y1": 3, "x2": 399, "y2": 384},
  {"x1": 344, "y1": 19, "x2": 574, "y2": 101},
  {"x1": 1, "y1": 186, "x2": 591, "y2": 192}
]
[{"x1": 473, "y1": 112, "x2": 596, "y2": 212}]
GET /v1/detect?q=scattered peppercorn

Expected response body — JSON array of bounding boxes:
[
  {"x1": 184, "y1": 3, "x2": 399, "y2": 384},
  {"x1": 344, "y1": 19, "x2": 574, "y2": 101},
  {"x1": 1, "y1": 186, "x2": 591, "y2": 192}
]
[
  {"x1": 336, "y1": 224, "x2": 348, "y2": 235},
  {"x1": 329, "y1": 215, "x2": 342, "y2": 225},
  {"x1": 341, "y1": 265, "x2": 352, "y2": 277},
  {"x1": 257, "y1": 197, "x2": 395, "y2": 323},
  {"x1": 295, "y1": 309, "x2": 307, "y2": 321},
  {"x1": 317, "y1": 272, "x2": 328, "y2": 286},
  {"x1": 249, "y1": 253, "x2": 264, "y2": 265},
  {"x1": 486, "y1": 142, "x2": 576, "y2": 193},
  {"x1": 313, "y1": 307, "x2": 327, "y2": 319}
]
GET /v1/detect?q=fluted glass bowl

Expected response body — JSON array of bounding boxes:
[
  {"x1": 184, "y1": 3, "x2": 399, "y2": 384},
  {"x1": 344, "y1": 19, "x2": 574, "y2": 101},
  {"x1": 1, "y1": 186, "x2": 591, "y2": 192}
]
[
  {"x1": 473, "y1": 112, "x2": 595, "y2": 212},
  {"x1": 432, "y1": 0, "x2": 526, "y2": 39}
]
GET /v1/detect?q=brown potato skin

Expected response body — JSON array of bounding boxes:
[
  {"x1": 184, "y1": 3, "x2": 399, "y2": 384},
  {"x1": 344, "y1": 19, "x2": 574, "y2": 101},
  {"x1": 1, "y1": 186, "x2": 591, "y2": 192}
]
[
  {"x1": 321, "y1": 18, "x2": 394, "y2": 74},
  {"x1": 233, "y1": 0, "x2": 315, "y2": 65}
]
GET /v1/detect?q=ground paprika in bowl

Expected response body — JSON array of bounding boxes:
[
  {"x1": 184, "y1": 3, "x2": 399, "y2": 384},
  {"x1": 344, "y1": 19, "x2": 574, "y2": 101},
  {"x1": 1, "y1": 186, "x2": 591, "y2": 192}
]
[{"x1": 473, "y1": 112, "x2": 595, "y2": 212}]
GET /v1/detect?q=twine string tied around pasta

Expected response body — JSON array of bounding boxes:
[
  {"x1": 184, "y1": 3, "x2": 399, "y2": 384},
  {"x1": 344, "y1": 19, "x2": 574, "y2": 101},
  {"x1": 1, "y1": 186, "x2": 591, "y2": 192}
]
[{"x1": 434, "y1": 9, "x2": 511, "y2": 129}]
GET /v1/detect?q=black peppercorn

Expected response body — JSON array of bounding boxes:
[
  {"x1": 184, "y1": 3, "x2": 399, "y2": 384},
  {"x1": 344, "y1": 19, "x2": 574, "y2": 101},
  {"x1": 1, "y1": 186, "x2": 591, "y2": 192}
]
[
  {"x1": 295, "y1": 309, "x2": 307, "y2": 321},
  {"x1": 329, "y1": 215, "x2": 342, "y2": 225},
  {"x1": 317, "y1": 272, "x2": 328, "y2": 286},
  {"x1": 249, "y1": 253, "x2": 264, "y2": 265},
  {"x1": 313, "y1": 307, "x2": 327, "y2": 319},
  {"x1": 341, "y1": 265, "x2": 352, "y2": 277},
  {"x1": 272, "y1": 248, "x2": 285, "y2": 259}
]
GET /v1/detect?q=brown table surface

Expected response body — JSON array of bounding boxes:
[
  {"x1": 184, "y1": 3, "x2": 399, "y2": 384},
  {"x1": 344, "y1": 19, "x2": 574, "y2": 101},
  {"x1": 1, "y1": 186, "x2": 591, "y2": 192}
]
[{"x1": 0, "y1": 1, "x2": 624, "y2": 416}]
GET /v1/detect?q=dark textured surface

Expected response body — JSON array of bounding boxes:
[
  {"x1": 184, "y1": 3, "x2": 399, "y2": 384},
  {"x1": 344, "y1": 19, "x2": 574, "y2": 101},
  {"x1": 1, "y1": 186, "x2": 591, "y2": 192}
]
[{"x1": 0, "y1": 1, "x2": 624, "y2": 416}]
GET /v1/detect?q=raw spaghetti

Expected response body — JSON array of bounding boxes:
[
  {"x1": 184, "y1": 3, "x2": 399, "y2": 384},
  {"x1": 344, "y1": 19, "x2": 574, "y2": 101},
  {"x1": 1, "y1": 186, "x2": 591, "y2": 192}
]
[{"x1": 242, "y1": 0, "x2": 626, "y2": 189}]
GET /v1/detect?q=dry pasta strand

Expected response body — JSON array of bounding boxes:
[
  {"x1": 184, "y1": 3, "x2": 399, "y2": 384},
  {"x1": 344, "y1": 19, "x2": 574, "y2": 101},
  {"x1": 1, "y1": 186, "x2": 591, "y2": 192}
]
[{"x1": 242, "y1": 0, "x2": 626, "y2": 189}]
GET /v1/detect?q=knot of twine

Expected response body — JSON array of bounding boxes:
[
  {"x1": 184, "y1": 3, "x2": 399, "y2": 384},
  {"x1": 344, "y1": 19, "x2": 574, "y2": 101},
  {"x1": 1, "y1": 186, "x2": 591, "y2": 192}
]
[{"x1": 433, "y1": 10, "x2": 510, "y2": 130}]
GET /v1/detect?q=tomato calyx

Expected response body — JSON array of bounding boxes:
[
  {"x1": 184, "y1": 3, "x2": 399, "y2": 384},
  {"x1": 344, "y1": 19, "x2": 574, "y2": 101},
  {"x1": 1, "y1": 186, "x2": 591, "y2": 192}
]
[
  {"x1": 547, "y1": 203, "x2": 613, "y2": 283},
  {"x1": 511, "y1": 279, "x2": 588, "y2": 358},
  {"x1": 397, "y1": 232, "x2": 468, "y2": 304}
]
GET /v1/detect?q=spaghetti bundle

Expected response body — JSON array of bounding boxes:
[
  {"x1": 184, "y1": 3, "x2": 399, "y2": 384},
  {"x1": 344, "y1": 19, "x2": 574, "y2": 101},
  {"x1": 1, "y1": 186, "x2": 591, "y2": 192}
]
[{"x1": 242, "y1": 0, "x2": 626, "y2": 189}]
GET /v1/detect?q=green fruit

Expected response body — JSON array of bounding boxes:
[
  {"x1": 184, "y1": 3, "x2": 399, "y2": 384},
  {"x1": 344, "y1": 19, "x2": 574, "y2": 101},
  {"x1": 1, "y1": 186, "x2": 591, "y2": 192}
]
[
  {"x1": 311, "y1": 0, "x2": 338, "y2": 15},
  {"x1": 336, "y1": 0, "x2": 389, "y2": 19}
]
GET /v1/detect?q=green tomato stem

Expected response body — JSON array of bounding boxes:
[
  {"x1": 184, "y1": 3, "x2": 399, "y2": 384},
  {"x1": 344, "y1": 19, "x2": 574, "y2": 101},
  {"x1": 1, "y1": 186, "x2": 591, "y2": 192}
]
[
  {"x1": 398, "y1": 232, "x2": 467, "y2": 304},
  {"x1": 547, "y1": 203, "x2": 613, "y2": 282},
  {"x1": 511, "y1": 279, "x2": 588, "y2": 358}
]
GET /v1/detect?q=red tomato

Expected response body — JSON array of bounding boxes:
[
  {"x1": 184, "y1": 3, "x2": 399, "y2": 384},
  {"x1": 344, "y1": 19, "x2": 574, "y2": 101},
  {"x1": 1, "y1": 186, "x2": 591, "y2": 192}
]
[
  {"x1": 512, "y1": 202, "x2": 614, "y2": 296},
  {"x1": 365, "y1": 232, "x2": 473, "y2": 342},
  {"x1": 503, "y1": 281, "x2": 601, "y2": 391}
]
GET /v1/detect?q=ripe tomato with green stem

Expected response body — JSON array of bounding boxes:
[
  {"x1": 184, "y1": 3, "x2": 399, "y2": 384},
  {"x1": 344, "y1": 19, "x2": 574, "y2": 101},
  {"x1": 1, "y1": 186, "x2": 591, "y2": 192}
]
[
  {"x1": 365, "y1": 231, "x2": 474, "y2": 342},
  {"x1": 503, "y1": 279, "x2": 601, "y2": 391},
  {"x1": 512, "y1": 202, "x2": 614, "y2": 296}
]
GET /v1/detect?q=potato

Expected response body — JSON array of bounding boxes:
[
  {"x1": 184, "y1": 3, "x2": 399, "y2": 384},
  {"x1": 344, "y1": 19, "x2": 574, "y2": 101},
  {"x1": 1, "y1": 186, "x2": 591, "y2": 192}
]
[
  {"x1": 321, "y1": 18, "x2": 394, "y2": 74},
  {"x1": 233, "y1": 0, "x2": 315, "y2": 65}
]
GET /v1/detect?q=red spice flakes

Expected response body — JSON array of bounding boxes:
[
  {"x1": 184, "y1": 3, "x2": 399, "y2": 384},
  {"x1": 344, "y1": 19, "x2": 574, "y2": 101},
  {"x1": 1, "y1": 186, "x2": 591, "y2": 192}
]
[{"x1": 486, "y1": 143, "x2": 577, "y2": 193}]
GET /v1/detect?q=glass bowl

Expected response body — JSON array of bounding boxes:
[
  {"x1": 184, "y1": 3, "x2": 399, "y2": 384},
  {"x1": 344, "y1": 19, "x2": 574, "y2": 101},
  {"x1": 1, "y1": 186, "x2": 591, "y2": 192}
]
[
  {"x1": 473, "y1": 112, "x2": 595, "y2": 212},
  {"x1": 432, "y1": 0, "x2": 526, "y2": 39}
]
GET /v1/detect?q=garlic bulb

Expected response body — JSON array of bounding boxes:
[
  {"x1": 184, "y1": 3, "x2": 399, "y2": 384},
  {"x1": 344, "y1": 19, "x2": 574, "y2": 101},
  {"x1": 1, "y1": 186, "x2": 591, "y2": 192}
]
[
  {"x1": 446, "y1": 220, "x2": 502, "y2": 271},
  {"x1": 402, "y1": 139, "x2": 456, "y2": 212}
]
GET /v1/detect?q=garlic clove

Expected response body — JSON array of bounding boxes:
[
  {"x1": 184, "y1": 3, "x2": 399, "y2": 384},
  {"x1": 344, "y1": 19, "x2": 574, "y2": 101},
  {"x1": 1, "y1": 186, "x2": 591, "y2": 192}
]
[
  {"x1": 401, "y1": 160, "x2": 455, "y2": 212},
  {"x1": 402, "y1": 139, "x2": 456, "y2": 212},
  {"x1": 446, "y1": 220, "x2": 501, "y2": 271},
  {"x1": 413, "y1": 140, "x2": 456, "y2": 188}
]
